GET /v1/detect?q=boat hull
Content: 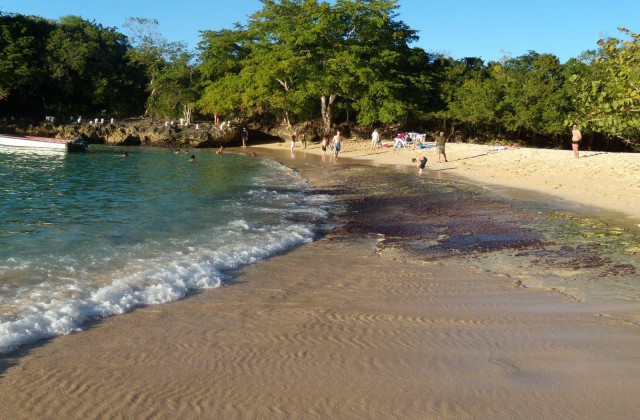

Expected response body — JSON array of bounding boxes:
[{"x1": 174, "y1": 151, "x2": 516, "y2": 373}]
[{"x1": 0, "y1": 135, "x2": 87, "y2": 152}]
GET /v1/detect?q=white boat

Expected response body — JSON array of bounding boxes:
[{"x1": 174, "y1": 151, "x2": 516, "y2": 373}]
[{"x1": 0, "y1": 134, "x2": 88, "y2": 152}]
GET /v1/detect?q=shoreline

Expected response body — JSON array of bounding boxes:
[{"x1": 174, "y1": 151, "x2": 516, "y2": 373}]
[
  {"x1": 1, "y1": 142, "x2": 640, "y2": 418},
  {"x1": 249, "y1": 138, "x2": 640, "y2": 224}
]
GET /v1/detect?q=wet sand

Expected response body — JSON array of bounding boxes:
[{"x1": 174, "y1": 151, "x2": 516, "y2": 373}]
[
  {"x1": 260, "y1": 138, "x2": 640, "y2": 224},
  {"x1": 1, "y1": 145, "x2": 640, "y2": 419}
]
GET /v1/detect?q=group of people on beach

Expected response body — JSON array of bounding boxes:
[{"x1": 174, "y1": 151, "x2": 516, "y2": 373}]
[
  {"x1": 373, "y1": 129, "x2": 449, "y2": 175},
  {"x1": 313, "y1": 131, "x2": 343, "y2": 159},
  {"x1": 409, "y1": 131, "x2": 447, "y2": 175},
  {"x1": 289, "y1": 133, "x2": 308, "y2": 151}
]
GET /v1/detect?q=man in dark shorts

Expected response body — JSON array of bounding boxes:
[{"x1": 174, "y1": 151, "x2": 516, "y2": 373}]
[
  {"x1": 241, "y1": 128, "x2": 248, "y2": 148},
  {"x1": 571, "y1": 124, "x2": 582, "y2": 159}
]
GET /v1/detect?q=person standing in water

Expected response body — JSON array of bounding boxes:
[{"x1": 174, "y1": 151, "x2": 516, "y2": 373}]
[
  {"x1": 290, "y1": 133, "x2": 297, "y2": 151},
  {"x1": 321, "y1": 136, "x2": 329, "y2": 157},
  {"x1": 332, "y1": 130, "x2": 342, "y2": 159},
  {"x1": 571, "y1": 124, "x2": 582, "y2": 159},
  {"x1": 411, "y1": 156, "x2": 428, "y2": 175},
  {"x1": 241, "y1": 128, "x2": 248, "y2": 148}
]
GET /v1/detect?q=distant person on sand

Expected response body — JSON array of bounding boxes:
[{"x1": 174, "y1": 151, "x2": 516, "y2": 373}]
[
  {"x1": 301, "y1": 134, "x2": 307, "y2": 149},
  {"x1": 290, "y1": 133, "x2": 297, "y2": 151},
  {"x1": 333, "y1": 130, "x2": 342, "y2": 158},
  {"x1": 411, "y1": 156, "x2": 428, "y2": 175},
  {"x1": 393, "y1": 132, "x2": 406, "y2": 148},
  {"x1": 371, "y1": 129, "x2": 380, "y2": 149},
  {"x1": 571, "y1": 124, "x2": 582, "y2": 159},
  {"x1": 435, "y1": 131, "x2": 448, "y2": 162},
  {"x1": 241, "y1": 128, "x2": 248, "y2": 148}
]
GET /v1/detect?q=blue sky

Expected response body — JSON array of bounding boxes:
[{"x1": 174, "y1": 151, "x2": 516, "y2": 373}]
[{"x1": 2, "y1": 0, "x2": 639, "y2": 63}]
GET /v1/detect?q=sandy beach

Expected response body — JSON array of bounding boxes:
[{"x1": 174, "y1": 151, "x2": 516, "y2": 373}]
[
  {"x1": 264, "y1": 137, "x2": 640, "y2": 223},
  {"x1": 1, "y1": 139, "x2": 640, "y2": 419}
]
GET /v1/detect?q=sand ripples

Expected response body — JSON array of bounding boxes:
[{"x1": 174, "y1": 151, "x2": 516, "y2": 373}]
[{"x1": 3, "y1": 164, "x2": 640, "y2": 419}]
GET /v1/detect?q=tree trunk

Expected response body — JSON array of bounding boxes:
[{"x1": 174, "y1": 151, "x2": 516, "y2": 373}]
[
  {"x1": 321, "y1": 94, "x2": 336, "y2": 133},
  {"x1": 182, "y1": 104, "x2": 192, "y2": 126}
]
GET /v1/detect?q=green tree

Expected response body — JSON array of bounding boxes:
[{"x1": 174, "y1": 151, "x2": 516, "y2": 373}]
[
  {"x1": 570, "y1": 27, "x2": 640, "y2": 149},
  {"x1": 448, "y1": 66, "x2": 501, "y2": 133},
  {"x1": 197, "y1": 26, "x2": 252, "y2": 122},
  {"x1": 196, "y1": 0, "x2": 422, "y2": 131},
  {"x1": 0, "y1": 14, "x2": 42, "y2": 100},
  {"x1": 0, "y1": 14, "x2": 54, "y2": 111},
  {"x1": 45, "y1": 15, "x2": 145, "y2": 115},
  {"x1": 434, "y1": 56, "x2": 489, "y2": 132},
  {"x1": 125, "y1": 17, "x2": 196, "y2": 120},
  {"x1": 148, "y1": 51, "x2": 200, "y2": 124},
  {"x1": 494, "y1": 52, "x2": 570, "y2": 137}
]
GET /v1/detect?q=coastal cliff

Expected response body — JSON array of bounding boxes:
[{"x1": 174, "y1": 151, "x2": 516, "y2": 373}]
[{"x1": 1, "y1": 118, "x2": 241, "y2": 148}]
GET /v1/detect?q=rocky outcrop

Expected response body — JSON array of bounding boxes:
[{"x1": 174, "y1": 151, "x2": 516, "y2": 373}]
[{"x1": 1, "y1": 118, "x2": 241, "y2": 148}]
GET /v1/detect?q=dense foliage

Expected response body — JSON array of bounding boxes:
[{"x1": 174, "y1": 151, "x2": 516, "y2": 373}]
[
  {"x1": 1, "y1": 4, "x2": 639, "y2": 150},
  {"x1": 0, "y1": 13, "x2": 147, "y2": 116},
  {"x1": 569, "y1": 27, "x2": 640, "y2": 147}
]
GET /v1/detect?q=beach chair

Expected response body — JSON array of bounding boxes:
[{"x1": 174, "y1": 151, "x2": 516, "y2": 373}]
[{"x1": 405, "y1": 132, "x2": 419, "y2": 147}]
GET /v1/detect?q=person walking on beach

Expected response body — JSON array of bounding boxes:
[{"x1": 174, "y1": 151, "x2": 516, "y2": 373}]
[
  {"x1": 411, "y1": 156, "x2": 428, "y2": 175},
  {"x1": 371, "y1": 129, "x2": 380, "y2": 149},
  {"x1": 241, "y1": 128, "x2": 248, "y2": 148},
  {"x1": 321, "y1": 136, "x2": 329, "y2": 156},
  {"x1": 333, "y1": 130, "x2": 342, "y2": 159},
  {"x1": 290, "y1": 133, "x2": 297, "y2": 151},
  {"x1": 571, "y1": 124, "x2": 582, "y2": 159},
  {"x1": 301, "y1": 134, "x2": 307, "y2": 149},
  {"x1": 435, "y1": 131, "x2": 448, "y2": 162}
]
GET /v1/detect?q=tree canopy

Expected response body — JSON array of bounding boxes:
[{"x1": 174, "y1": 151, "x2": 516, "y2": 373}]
[
  {"x1": 0, "y1": 13, "x2": 146, "y2": 116},
  {"x1": 569, "y1": 27, "x2": 640, "y2": 147}
]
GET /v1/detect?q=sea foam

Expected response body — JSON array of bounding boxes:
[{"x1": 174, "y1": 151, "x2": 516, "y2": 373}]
[{"x1": 0, "y1": 151, "x2": 337, "y2": 353}]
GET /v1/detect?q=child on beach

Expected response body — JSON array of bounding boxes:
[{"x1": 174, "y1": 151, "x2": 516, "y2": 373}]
[
  {"x1": 411, "y1": 156, "x2": 428, "y2": 175},
  {"x1": 321, "y1": 136, "x2": 329, "y2": 156}
]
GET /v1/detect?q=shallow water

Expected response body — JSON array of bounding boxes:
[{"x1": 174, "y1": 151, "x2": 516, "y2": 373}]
[
  {"x1": 0, "y1": 146, "x2": 338, "y2": 353},
  {"x1": 335, "y1": 165, "x2": 640, "y2": 304}
]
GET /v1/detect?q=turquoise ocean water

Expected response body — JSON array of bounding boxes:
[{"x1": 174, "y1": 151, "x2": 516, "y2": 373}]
[{"x1": 0, "y1": 146, "x2": 337, "y2": 353}]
